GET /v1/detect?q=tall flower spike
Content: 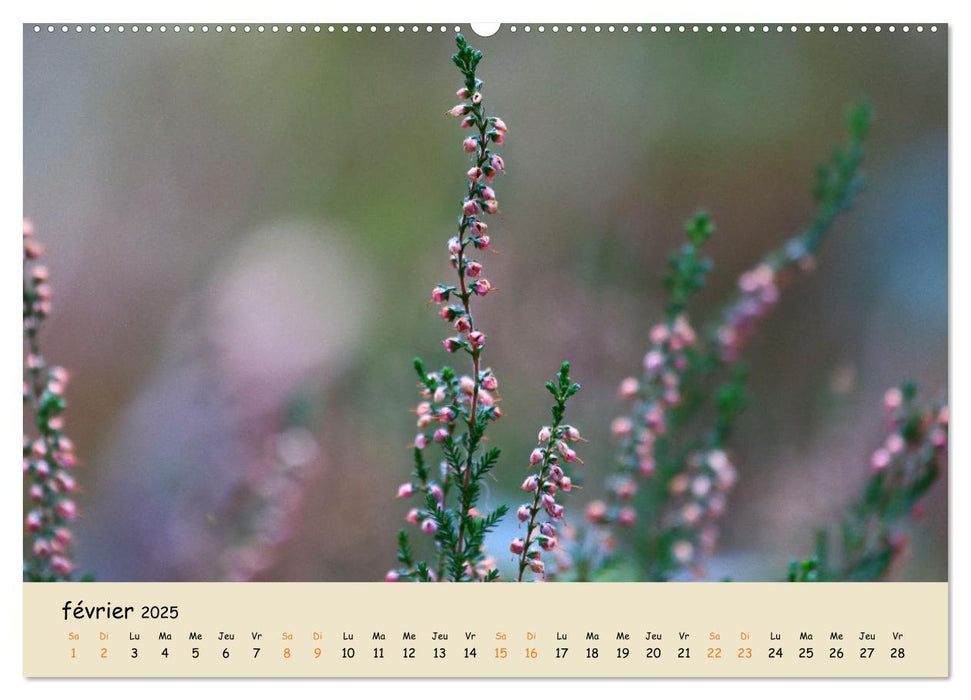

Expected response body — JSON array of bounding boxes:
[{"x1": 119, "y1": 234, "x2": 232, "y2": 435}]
[
  {"x1": 514, "y1": 363, "x2": 582, "y2": 581},
  {"x1": 390, "y1": 34, "x2": 509, "y2": 582},
  {"x1": 23, "y1": 220, "x2": 80, "y2": 581}
]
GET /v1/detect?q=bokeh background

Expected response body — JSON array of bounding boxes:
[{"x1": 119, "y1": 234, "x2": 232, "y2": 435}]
[{"x1": 23, "y1": 24, "x2": 947, "y2": 581}]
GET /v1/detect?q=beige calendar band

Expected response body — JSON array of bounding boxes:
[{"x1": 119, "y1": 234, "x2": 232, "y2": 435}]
[{"x1": 23, "y1": 582, "x2": 947, "y2": 677}]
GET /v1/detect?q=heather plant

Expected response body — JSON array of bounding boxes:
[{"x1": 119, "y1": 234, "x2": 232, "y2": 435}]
[
  {"x1": 787, "y1": 384, "x2": 948, "y2": 582},
  {"x1": 567, "y1": 103, "x2": 888, "y2": 582},
  {"x1": 23, "y1": 220, "x2": 80, "y2": 581},
  {"x1": 511, "y1": 362, "x2": 583, "y2": 581},
  {"x1": 389, "y1": 35, "x2": 580, "y2": 583}
]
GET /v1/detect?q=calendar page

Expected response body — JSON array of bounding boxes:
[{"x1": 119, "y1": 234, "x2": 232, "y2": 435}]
[{"x1": 20, "y1": 16, "x2": 950, "y2": 683}]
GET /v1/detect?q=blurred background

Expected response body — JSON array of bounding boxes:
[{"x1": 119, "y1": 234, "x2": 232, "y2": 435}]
[{"x1": 23, "y1": 25, "x2": 947, "y2": 581}]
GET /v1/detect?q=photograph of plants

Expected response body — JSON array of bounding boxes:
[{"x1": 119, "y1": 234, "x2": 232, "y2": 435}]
[{"x1": 24, "y1": 24, "x2": 947, "y2": 583}]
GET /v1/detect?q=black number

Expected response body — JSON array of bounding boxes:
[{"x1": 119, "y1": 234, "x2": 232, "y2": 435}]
[
  {"x1": 768, "y1": 648, "x2": 783, "y2": 658},
  {"x1": 645, "y1": 647, "x2": 661, "y2": 658},
  {"x1": 130, "y1": 648, "x2": 138, "y2": 659},
  {"x1": 253, "y1": 648, "x2": 260, "y2": 658},
  {"x1": 799, "y1": 647, "x2": 814, "y2": 659},
  {"x1": 860, "y1": 647, "x2": 874, "y2": 659},
  {"x1": 403, "y1": 647, "x2": 416, "y2": 658},
  {"x1": 586, "y1": 647, "x2": 599, "y2": 659},
  {"x1": 342, "y1": 647, "x2": 355, "y2": 659},
  {"x1": 555, "y1": 647, "x2": 567, "y2": 659},
  {"x1": 434, "y1": 647, "x2": 446, "y2": 659},
  {"x1": 161, "y1": 647, "x2": 168, "y2": 658},
  {"x1": 464, "y1": 647, "x2": 477, "y2": 658},
  {"x1": 373, "y1": 648, "x2": 384, "y2": 658},
  {"x1": 891, "y1": 648, "x2": 905, "y2": 659},
  {"x1": 617, "y1": 648, "x2": 629, "y2": 659},
  {"x1": 678, "y1": 648, "x2": 690, "y2": 659},
  {"x1": 829, "y1": 647, "x2": 843, "y2": 659},
  {"x1": 191, "y1": 647, "x2": 200, "y2": 659}
]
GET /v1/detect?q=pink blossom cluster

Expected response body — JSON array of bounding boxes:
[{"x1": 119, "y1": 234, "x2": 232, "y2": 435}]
[
  {"x1": 660, "y1": 448, "x2": 738, "y2": 571},
  {"x1": 23, "y1": 220, "x2": 79, "y2": 580},
  {"x1": 590, "y1": 315, "x2": 699, "y2": 528},
  {"x1": 512, "y1": 423, "x2": 585, "y2": 580},
  {"x1": 715, "y1": 240, "x2": 815, "y2": 363}
]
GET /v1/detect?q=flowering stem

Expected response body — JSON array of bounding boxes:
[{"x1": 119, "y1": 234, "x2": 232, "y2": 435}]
[
  {"x1": 515, "y1": 363, "x2": 581, "y2": 581},
  {"x1": 23, "y1": 220, "x2": 80, "y2": 581}
]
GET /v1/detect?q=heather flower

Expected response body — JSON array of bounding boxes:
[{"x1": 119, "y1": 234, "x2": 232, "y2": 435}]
[
  {"x1": 23, "y1": 220, "x2": 81, "y2": 582},
  {"x1": 391, "y1": 35, "x2": 512, "y2": 583},
  {"x1": 788, "y1": 383, "x2": 947, "y2": 582},
  {"x1": 513, "y1": 363, "x2": 582, "y2": 581}
]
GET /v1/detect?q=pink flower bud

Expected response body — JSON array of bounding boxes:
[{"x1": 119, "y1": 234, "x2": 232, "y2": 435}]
[
  {"x1": 439, "y1": 406, "x2": 456, "y2": 422},
  {"x1": 585, "y1": 500, "x2": 607, "y2": 524},
  {"x1": 430, "y1": 483, "x2": 444, "y2": 504},
  {"x1": 433, "y1": 386, "x2": 447, "y2": 403},
  {"x1": 33, "y1": 539, "x2": 52, "y2": 558},
  {"x1": 610, "y1": 416, "x2": 633, "y2": 439},
  {"x1": 460, "y1": 115, "x2": 476, "y2": 129},
  {"x1": 883, "y1": 387, "x2": 903, "y2": 413},
  {"x1": 50, "y1": 555, "x2": 73, "y2": 576},
  {"x1": 55, "y1": 499, "x2": 76, "y2": 520},
  {"x1": 643, "y1": 350, "x2": 664, "y2": 374},
  {"x1": 414, "y1": 434, "x2": 429, "y2": 450},
  {"x1": 618, "y1": 377, "x2": 639, "y2": 400},
  {"x1": 433, "y1": 428, "x2": 448, "y2": 443},
  {"x1": 528, "y1": 558, "x2": 545, "y2": 574},
  {"x1": 456, "y1": 87, "x2": 470, "y2": 99},
  {"x1": 517, "y1": 505, "x2": 530, "y2": 522},
  {"x1": 443, "y1": 337, "x2": 462, "y2": 353},
  {"x1": 618, "y1": 507, "x2": 637, "y2": 528},
  {"x1": 885, "y1": 433, "x2": 906, "y2": 455},
  {"x1": 559, "y1": 476, "x2": 573, "y2": 492},
  {"x1": 448, "y1": 237, "x2": 462, "y2": 254},
  {"x1": 467, "y1": 166, "x2": 483, "y2": 181},
  {"x1": 539, "y1": 536, "x2": 557, "y2": 551},
  {"x1": 35, "y1": 459, "x2": 50, "y2": 478},
  {"x1": 521, "y1": 476, "x2": 538, "y2": 492},
  {"x1": 529, "y1": 448, "x2": 544, "y2": 465},
  {"x1": 481, "y1": 374, "x2": 498, "y2": 392},
  {"x1": 540, "y1": 523, "x2": 556, "y2": 538},
  {"x1": 463, "y1": 199, "x2": 481, "y2": 216},
  {"x1": 406, "y1": 508, "x2": 421, "y2": 524},
  {"x1": 490, "y1": 131, "x2": 506, "y2": 145},
  {"x1": 482, "y1": 198, "x2": 498, "y2": 214},
  {"x1": 385, "y1": 569, "x2": 401, "y2": 582},
  {"x1": 446, "y1": 103, "x2": 469, "y2": 117},
  {"x1": 462, "y1": 136, "x2": 477, "y2": 152},
  {"x1": 638, "y1": 457, "x2": 656, "y2": 477},
  {"x1": 454, "y1": 316, "x2": 471, "y2": 333},
  {"x1": 471, "y1": 278, "x2": 492, "y2": 296},
  {"x1": 492, "y1": 117, "x2": 507, "y2": 133},
  {"x1": 471, "y1": 91, "x2": 482, "y2": 105},
  {"x1": 421, "y1": 518, "x2": 438, "y2": 534},
  {"x1": 489, "y1": 154, "x2": 505, "y2": 172},
  {"x1": 32, "y1": 265, "x2": 49, "y2": 283},
  {"x1": 871, "y1": 448, "x2": 892, "y2": 471},
  {"x1": 26, "y1": 511, "x2": 42, "y2": 532},
  {"x1": 468, "y1": 330, "x2": 485, "y2": 349},
  {"x1": 54, "y1": 527, "x2": 72, "y2": 545},
  {"x1": 465, "y1": 260, "x2": 482, "y2": 277},
  {"x1": 672, "y1": 540, "x2": 694, "y2": 564},
  {"x1": 480, "y1": 186, "x2": 496, "y2": 200},
  {"x1": 564, "y1": 426, "x2": 581, "y2": 442},
  {"x1": 29, "y1": 484, "x2": 44, "y2": 501},
  {"x1": 397, "y1": 483, "x2": 415, "y2": 498},
  {"x1": 431, "y1": 285, "x2": 449, "y2": 303},
  {"x1": 510, "y1": 538, "x2": 525, "y2": 555}
]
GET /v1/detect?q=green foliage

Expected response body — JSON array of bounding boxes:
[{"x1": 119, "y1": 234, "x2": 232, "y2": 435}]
[{"x1": 664, "y1": 212, "x2": 714, "y2": 318}]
